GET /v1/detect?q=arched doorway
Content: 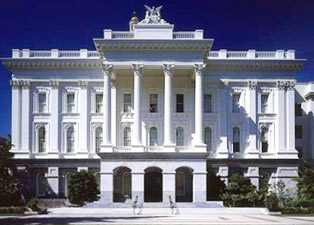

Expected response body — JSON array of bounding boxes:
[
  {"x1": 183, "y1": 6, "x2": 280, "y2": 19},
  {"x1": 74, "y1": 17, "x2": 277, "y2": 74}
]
[
  {"x1": 144, "y1": 167, "x2": 162, "y2": 202},
  {"x1": 113, "y1": 167, "x2": 132, "y2": 202},
  {"x1": 176, "y1": 167, "x2": 193, "y2": 202}
]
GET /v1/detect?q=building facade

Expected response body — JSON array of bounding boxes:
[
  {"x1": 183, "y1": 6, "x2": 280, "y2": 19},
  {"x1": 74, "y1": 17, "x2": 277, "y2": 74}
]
[{"x1": 1, "y1": 6, "x2": 314, "y2": 206}]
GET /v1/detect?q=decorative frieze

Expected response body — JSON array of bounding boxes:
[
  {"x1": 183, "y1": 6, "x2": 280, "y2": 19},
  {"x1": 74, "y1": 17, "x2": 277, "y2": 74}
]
[
  {"x1": 21, "y1": 80, "x2": 31, "y2": 89},
  {"x1": 276, "y1": 80, "x2": 296, "y2": 90},
  {"x1": 78, "y1": 80, "x2": 88, "y2": 89},
  {"x1": 247, "y1": 80, "x2": 257, "y2": 89},
  {"x1": 49, "y1": 80, "x2": 59, "y2": 89}
]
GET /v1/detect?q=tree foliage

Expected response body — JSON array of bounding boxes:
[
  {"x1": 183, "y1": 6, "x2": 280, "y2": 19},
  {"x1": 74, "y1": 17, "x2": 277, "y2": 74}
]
[
  {"x1": 297, "y1": 163, "x2": 314, "y2": 200},
  {"x1": 68, "y1": 170, "x2": 100, "y2": 206},
  {"x1": 0, "y1": 135, "x2": 23, "y2": 206},
  {"x1": 220, "y1": 173, "x2": 258, "y2": 207}
]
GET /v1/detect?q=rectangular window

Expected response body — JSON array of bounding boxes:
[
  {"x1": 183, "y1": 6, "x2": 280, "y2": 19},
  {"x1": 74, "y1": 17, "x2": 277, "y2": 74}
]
[
  {"x1": 295, "y1": 125, "x2": 302, "y2": 139},
  {"x1": 67, "y1": 93, "x2": 75, "y2": 113},
  {"x1": 150, "y1": 94, "x2": 158, "y2": 113},
  {"x1": 232, "y1": 94, "x2": 240, "y2": 113},
  {"x1": 123, "y1": 94, "x2": 132, "y2": 113},
  {"x1": 261, "y1": 94, "x2": 269, "y2": 113},
  {"x1": 204, "y1": 94, "x2": 212, "y2": 113},
  {"x1": 95, "y1": 93, "x2": 103, "y2": 113},
  {"x1": 176, "y1": 94, "x2": 184, "y2": 113},
  {"x1": 295, "y1": 104, "x2": 302, "y2": 117},
  {"x1": 38, "y1": 93, "x2": 47, "y2": 113}
]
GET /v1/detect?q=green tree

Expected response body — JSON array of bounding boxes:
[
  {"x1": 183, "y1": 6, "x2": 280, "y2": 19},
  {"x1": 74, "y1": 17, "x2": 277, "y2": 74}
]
[
  {"x1": 221, "y1": 173, "x2": 257, "y2": 207},
  {"x1": 0, "y1": 135, "x2": 23, "y2": 206},
  {"x1": 68, "y1": 170, "x2": 100, "y2": 206},
  {"x1": 297, "y1": 163, "x2": 314, "y2": 200}
]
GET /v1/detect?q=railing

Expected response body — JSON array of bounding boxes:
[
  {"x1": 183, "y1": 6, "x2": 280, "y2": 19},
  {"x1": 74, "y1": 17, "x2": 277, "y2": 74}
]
[
  {"x1": 112, "y1": 31, "x2": 134, "y2": 39},
  {"x1": 12, "y1": 49, "x2": 99, "y2": 59},
  {"x1": 144, "y1": 146, "x2": 163, "y2": 152},
  {"x1": 208, "y1": 50, "x2": 295, "y2": 60},
  {"x1": 173, "y1": 32, "x2": 195, "y2": 39},
  {"x1": 175, "y1": 146, "x2": 193, "y2": 152},
  {"x1": 113, "y1": 146, "x2": 132, "y2": 152}
]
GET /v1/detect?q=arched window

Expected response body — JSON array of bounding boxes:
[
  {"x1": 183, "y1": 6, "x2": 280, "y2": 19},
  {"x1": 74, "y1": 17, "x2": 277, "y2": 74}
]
[
  {"x1": 176, "y1": 172, "x2": 186, "y2": 196},
  {"x1": 122, "y1": 172, "x2": 131, "y2": 197},
  {"x1": 95, "y1": 127, "x2": 102, "y2": 152},
  {"x1": 37, "y1": 173, "x2": 47, "y2": 197},
  {"x1": 149, "y1": 127, "x2": 158, "y2": 146},
  {"x1": 38, "y1": 127, "x2": 46, "y2": 153},
  {"x1": 261, "y1": 127, "x2": 269, "y2": 153},
  {"x1": 233, "y1": 127, "x2": 240, "y2": 153},
  {"x1": 176, "y1": 127, "x2": 184, "y2": 146},
  {"x1": 123, "y1": 127, "x2": 131, "y2": 146},
  {"x1": 204, "y1": 127, "x2": 212, "y2": 152},
  {"x1": 67, "y1": 127, "x2": 75, "y2": 153}
]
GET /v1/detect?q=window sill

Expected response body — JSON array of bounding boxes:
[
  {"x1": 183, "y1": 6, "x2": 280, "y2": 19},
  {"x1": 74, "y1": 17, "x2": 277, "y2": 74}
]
[
  {"x1": 33, "y1": 112, "x2": 51, "y2": 116},
  {"x1": 62, "y1": 112, "x2": 80, "y2": 116},
  {"x1": 90, "y1": 112, "x2": 103, "y2": 116}
]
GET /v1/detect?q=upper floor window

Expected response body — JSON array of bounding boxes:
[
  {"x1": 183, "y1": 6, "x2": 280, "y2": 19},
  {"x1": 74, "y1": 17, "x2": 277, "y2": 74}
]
[
  {"x1": 204, "y1": 94, "x2": 212, "y2": 113},
  {"x1": 233, "y1": 127, "x2": 240, "y2": 153},
  {"x1": 95, "y1": 127, "x2": 102, "y2": 152},
  {"x1": 38, "y1": 93, "x2": 47, "y2": 113},
  {"x1": 95, "y1": 93, "x2": 103, "y2": 113},
  {"x1": 38, "y1": 127, "x2": 46, "y2": 153},
  {"x1": 261, "y1": 127, "x2": 269, "y2": 153},
  {"x1": 150, "y1": 94, "x2": 158, "y2": 113},
  {"x1": 204, "y1": 127, "x2": 212, "y2": 151},
  {"x1": 261, "y1": 94, "x2": 269, "y2": 113},
  {"x1": 123, "y1": 127, "x2": 131, "y2": 146},
  {"x1": 66, "y1": 127, "x2": 75, "y2": 153},
  {"x1": 295, "y1": 125, "x2": 302, "y2": 139},
  {"x1": 67, "y1": 93, "x2": 75, "y2": 113},
  {"x1": 37, "y1": 173, "x2": 47, "y2": 197},
  {"x1": 295, "y1": 104, "x2": 302, "y2": 117},
  {"x1": 176, "y1": 127, "x2": 184, "y2": 146},
  {"x1": 232, "y1": 94, "x2": 240, "y2": 113},
  {"x1": 149, "y1": 127, "x2": 158, "y2": 146},
  {"x1": 176, "y1": 94, "x2": 184, "y2": 113},
  {"x1": 123, "y1": 94, "x2": 132, "y2": 113}
]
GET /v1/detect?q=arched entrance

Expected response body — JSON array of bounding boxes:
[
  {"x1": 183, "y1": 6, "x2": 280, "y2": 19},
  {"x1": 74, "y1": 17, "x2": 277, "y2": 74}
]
[
  {"x1": 113, "y1": 167, "x2": 132, "y2": 202},
  {"x1": 176, "y1": 167, "x2": 193, "y2": 202},
  {"x1": 144, "y1": 167, "x2": 162, "y2": 202}
]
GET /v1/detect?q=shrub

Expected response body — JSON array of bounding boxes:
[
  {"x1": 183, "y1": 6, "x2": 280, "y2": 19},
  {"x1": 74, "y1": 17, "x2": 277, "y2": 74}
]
[
  {"x1": 68, "y1": 171, "x2": 100, "y2": 206},
  {"x1": 0, "y1": 206, "x2": 25, "y2": 214},
  {"x1": 26, "y1": 198, "x2": 39, "y2": 211},
  {"x1": 264, "y1": 193, "x2": 280, "y2": 212}
]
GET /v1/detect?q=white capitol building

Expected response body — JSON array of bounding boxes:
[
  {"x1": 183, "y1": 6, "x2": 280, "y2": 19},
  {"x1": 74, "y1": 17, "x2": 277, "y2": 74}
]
[{"x1": 1, "y1": 6, "x2": 314, "y2": 206}]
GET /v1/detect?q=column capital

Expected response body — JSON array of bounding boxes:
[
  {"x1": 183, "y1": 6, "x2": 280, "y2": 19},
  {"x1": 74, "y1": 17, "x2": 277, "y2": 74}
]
[
  {"x1": 247, "y1": 80, "x2": 257, "y2": 90},
  {"x1": 10, "y1": 80, "x2": 20, "y2": 89},
  {"x1": 21, "y1": 80, "x2": 31, "y2": 89},
  {"x1": 162, "y1": 63, "x2": 175, "y2": 74},
  {"x1": 78, "y1": 80, "x2": 88, "y2": 89},
  {"x1": 287, "y1": 80, "x2": 296, "y2": 90},
  {"x1": 193, "y1": 63, "x2": 206, "y2": 74},
  {"x1": 131, "y1": 63, "x2": 144, "y2": 75},
  {"x1": 49, "y1": 80, "x2": 59, "y2": 89},
  {"x1": 102, "y1": 63, "x2": 113, "y2": 74}
]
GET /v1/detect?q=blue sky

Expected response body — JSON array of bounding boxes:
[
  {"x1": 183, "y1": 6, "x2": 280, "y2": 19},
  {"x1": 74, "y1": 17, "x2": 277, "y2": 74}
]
[{"x1": 0, "y1": 0, "x2": 313, "y2": 136}]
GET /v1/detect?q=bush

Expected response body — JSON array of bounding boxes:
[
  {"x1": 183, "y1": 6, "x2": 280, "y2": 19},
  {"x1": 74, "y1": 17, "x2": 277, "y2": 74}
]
[
  {"x1": 264, "y1": 193, "x2": 280, "y2": 212},
  {"x1": 26, "y1": 198, "x2": 40, "y2": 211},
  {"x1": 287, "y1": 198, "x2": 314, "y2": 208},
  {"x1": 68, "y1": 171, "x2": 99, "y2": 206},
  {"x1": 0, "y1": 206, "x2": 25, "y2": 214}
]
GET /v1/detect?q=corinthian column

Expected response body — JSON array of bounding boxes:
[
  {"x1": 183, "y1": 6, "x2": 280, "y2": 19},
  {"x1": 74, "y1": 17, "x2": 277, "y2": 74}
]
[
  {"x1": 102, "y1": 64, "x2": 113, "y2": 150},
  {"x1": 131, "y1": 64, "x2": 144, "y2": 147},
  {"x1": 193, "y1": 64, "x2": 206, "y2": 151},
  {"x1": 163, "y1": 64, "x2": 175, "y2": 149}
]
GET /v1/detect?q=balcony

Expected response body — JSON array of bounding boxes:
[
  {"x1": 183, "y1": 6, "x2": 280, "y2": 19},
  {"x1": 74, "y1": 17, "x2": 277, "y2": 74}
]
[
  {"x1": 112, "y1": 146, "x2": 195, "y2": 153},
  {"x1": 12, "y1": 49, "x2": 99, "y2": 59}
]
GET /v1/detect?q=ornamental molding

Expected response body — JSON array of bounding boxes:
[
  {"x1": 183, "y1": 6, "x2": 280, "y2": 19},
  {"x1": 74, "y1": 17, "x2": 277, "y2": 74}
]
[
  {"x1": 193, "y1": 63, "x2": 206, "y2": 74},
  {"x1": 162, "y1": 63, "x2": 175, "y2": 75},
  {"x1": 78, "y1": 80, "x2": 88, "y2": 89},
  {"x1": 49, "y1": 80, "x2": 59, "y2": 89},
  {"x1": 276, "y1": 80, "x2": 296, "y2": 90},
  {"x1": 36, "y1": 86, "x2": 50, "y2": 93},
  {"x1": 21, "y1": 80, "x2": 31, "y2": 89},
  {"x1": 102, "y1": 63, "x2": 113, "y2": 73},
  {"x1": 65, "y1": 86, "x2": 79, "y2": 93},
  {"x1": 259, "y1": 87, "x2": 274, "y2": 93},
  {"x1": 93, "y1": 86, "x2": 104, "y2": 92},
  {"x1": 139, "y1": 5, "x2": 169, "y2": 25},
  {"x1": 92, "y1": 122, "x2": 103, "y2": 130},
  {"x1": 10, "y1": 80, "x2": 20, "y2": 89},
  {"x1": 231, "y1": 87, "x2": 245, "y2": 93},
  {"x1": 247, "y1": 80, "x2": 258, "y2": 89},
  {"x1": 34, "y1": 122, "x2": 48, "y2": 130},
  {"x1": 131, "y1": 64, "x2": 144, "y2": 75}
]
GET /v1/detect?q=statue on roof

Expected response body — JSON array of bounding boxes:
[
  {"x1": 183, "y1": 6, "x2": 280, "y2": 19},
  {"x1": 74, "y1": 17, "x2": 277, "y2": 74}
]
[{"x1": 139, "y1": 5, "x2": 168, "y2": 24}]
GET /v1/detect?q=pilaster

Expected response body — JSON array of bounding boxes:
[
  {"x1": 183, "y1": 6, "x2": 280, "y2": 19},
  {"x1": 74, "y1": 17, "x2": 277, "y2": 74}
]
[
  {"x1": 131, "y1": 171, "x2": 144, "y2": 203},
  {"x1": 46, "y1": 167, "x2": 59, "y2": 197},
  {"x1": 218, "y1": 82, "x2": 229, "y2": 156},
  {"x1": 193, "y1": 171, "x2": 207, "y2": 202},
  {"x1": 10, "y1": 80, "x2": 21, "y2": 151},
  {"x1": 78, "y1": 80, "x2": 89, "y2": 153},
  {"x1": 21, "y1": 80, "x2": 30, "y2": 152},
  {"x1": 49, "y1": 80, "x2": 59, "y2": 154},
  {"x1": 162, "y1": 171, "x2": 175, "y2": 203},
  {"x1": 286, "y1": 81, "x2": 296, "y2": 152},
  {"x1": 247, "y1": 81, "x2": 258, "y2": 157},
  {"x1": 276, "y1": 81, "x2": 286, "y2": 152}
]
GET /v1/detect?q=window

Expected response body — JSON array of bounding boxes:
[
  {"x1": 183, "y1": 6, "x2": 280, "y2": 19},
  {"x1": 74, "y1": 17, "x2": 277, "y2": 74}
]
[
  {"x1": 295, "y1": 125, "x2": 302, "y2": 139},
  {"x1": 95, "y1": 94, "x2": 103, "y2": 113},
  {"x1": 38, "y1": 93, "x2": 47, "y2": 113},
  {"x1": 204, "y1": 127, "x2": 212, "y2": 151},
  {"x1": 95, "y1": 127, "x2": 102, "y2": 152},
  {"x1": 261, "y1": 127, "x2": 269, "y2": 153},
  {"x1": 149, "y1": 127, "x2": 158, "y2": 146},
  {"x1": 232, "y1": 94, "x2": 240, "y2": 113},
  {"x1": 233, "y1": 127, "x2": 240, "y2": 153},
  {"x1": 176, "y1": 127, "x2": 184, "y2": 146},
  {"x1": 296, "y1": 146, "x2": 303, "y2": 159},
  {"x1": 149, "y1": 94, "x2": 158, "y2": 113},
  {"x1": 176, "y1": 94, "x2": 184, "y2": 113},
  {"x1": 123, "y1": 94, "x2": 132, "y2": 113},
  {"x1": 123, "y1": 127, "x2": 131, "y2": 146},
  {"x1": 176, "y1": 172, "x2": 185, "y2": 196},
  {"x1": 204, "y1": 94, "x2": 212, "y2": 113},
  {"x1": 37, "y1": 173, "x2": 47, "y2": 196},
  {"x1": 295, "y1": 104, "x2": 302, "y2": 117},
  {"x1": 261, "y1": 94, "x2": 269, "y2": 113},
  {"x1": 38, "y1": 127, "x2": 46, "y2": 153},
  {"x1": 67, "y1": 93, "x2": 75, "y2": 113},
  {"x1": 66, "y1": 127, "x2": 75, "y2": 153}
]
